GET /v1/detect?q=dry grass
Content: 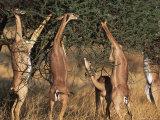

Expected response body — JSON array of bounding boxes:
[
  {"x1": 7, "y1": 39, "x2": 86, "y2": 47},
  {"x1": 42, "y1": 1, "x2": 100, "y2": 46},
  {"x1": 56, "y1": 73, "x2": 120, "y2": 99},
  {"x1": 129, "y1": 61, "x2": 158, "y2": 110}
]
[{"x1": 0, "y1": 47, "x2": 160, "y2": 120}]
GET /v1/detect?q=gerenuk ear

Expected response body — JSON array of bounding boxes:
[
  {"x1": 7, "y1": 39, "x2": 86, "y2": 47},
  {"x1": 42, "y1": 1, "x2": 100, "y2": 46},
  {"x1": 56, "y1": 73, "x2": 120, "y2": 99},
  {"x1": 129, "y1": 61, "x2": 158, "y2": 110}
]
[
  {"x1": 65, "y1": 13, "x2": 78, "y2": 23},
  {"x1": 101, "y1": 20, "x2": 107, "y2": 27},
  {"x1": 12, "y1": 8, "x2": 26, "y2": 15}
]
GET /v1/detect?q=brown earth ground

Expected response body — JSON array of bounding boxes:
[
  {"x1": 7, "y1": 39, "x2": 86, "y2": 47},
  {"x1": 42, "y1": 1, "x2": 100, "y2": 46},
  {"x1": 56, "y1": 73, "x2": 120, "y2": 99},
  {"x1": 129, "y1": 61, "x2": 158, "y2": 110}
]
[{"x1": 0, "y1": 45, "x2": 159, "y2": 120}]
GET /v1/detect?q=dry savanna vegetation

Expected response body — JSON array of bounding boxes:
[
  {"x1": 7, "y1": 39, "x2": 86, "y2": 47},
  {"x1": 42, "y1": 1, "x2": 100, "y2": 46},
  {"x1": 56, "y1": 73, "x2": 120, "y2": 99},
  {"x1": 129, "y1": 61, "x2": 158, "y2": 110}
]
[
  {"x1": 0, "y1": 45, "x2": 159, "y2": 120},
  {"x1": 0, "y1": 0, "x2": 160, "y2": 120}
]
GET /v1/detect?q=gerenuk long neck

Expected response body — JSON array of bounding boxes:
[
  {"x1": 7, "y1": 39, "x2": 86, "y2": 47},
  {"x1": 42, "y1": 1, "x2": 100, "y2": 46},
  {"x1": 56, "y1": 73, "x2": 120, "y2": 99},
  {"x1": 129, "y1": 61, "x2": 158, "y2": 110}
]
[
  {"x1": 102, "y1": 23, "x2": 120, "y2": 49},
  {"x1": 15, "y1": 14, "x2": 23, "y2": 43},
  {"x1": 28, "y1": 14, "x2": 52, "y2": 50},
  {"x1": 53, "y1": 16, "x2": 68, "y2": 48}
]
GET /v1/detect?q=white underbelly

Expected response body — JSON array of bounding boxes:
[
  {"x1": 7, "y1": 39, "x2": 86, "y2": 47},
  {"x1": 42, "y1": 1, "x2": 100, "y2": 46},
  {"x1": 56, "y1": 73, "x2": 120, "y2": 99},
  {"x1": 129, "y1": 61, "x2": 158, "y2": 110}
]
[
  {"x1": 23, "y1": 52, "x2": 32, "y2": 80},
  {"x1": 27, "y1": 53, "x2": 32, "y2": 79},
  {"x1": 145, "y1": 72, "x2": 153, "y2": 84},
  {"x1": 144, "y1": 58, "x2": 153, "y2": 84}
]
